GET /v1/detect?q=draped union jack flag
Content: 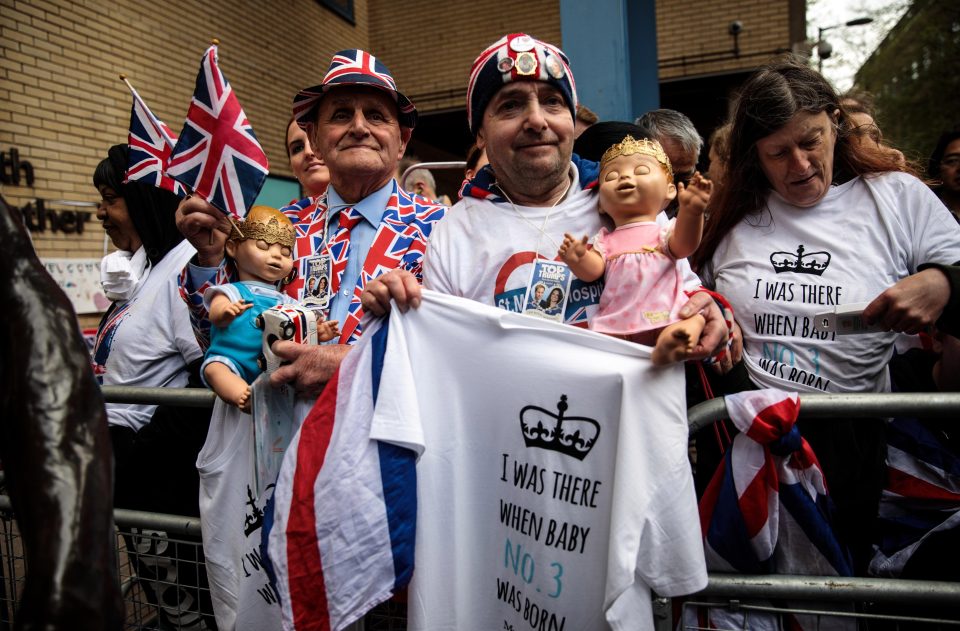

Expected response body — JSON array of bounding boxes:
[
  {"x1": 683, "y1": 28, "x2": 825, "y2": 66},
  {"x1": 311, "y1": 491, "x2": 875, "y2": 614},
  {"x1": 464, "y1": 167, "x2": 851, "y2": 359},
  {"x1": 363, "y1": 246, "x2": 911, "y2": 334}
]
[
  {"x1": 123, "y1": 83, "x2": 186, "y2": 196},
  {"x1": 168, "y1": 45, "x2": 268, "y2": 220}
]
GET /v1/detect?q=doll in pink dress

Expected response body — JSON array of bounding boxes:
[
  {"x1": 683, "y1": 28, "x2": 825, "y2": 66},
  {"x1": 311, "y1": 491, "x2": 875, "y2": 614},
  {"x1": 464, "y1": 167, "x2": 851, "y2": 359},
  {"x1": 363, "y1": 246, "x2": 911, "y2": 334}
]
[{"x1": 559, "y1": 135, "x2": 712, "y2": 364}]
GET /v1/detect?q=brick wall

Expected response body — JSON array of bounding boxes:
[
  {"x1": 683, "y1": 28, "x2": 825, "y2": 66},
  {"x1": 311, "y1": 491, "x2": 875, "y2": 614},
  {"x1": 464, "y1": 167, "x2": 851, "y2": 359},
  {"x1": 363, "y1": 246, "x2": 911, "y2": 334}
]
[
  {"x1": 369, "y1": 0, "x2": 562, "y2": 113},
  {"x1": 656, "y1": 0, "x2": 793, "y2": 80}
]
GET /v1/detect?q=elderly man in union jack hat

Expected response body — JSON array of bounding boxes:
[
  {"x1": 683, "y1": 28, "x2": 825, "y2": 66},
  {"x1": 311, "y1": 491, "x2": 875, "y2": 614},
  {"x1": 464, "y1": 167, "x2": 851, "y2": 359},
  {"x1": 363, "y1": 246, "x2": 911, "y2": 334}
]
[
  {"x1": 362, "y1": 33, "x2": 728, "y2": 362},
  {"x1": 174, "y1": 49, "x2": 446, "y2": 631},
  {"x1": 176, "y1": 49, "x2": 446, "y2": 394}
]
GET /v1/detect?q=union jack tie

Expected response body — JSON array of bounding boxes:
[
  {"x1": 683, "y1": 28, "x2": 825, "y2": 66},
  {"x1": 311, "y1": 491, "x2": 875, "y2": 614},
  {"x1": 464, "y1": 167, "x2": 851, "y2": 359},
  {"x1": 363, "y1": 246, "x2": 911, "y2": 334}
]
[{"x1": 328, "y1": 206, "x2": 363, "y2": 294}]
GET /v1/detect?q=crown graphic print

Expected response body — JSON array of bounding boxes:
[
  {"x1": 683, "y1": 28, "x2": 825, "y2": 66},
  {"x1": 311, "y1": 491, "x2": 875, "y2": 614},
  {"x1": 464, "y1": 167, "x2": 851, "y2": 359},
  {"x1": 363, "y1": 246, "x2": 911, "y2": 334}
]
[
  {"x1": 520, "y1": 395, "x2": 601, "y2": 460},
  {"x1": 770, "y1": 245, "x2": 831, "y2": 275}
]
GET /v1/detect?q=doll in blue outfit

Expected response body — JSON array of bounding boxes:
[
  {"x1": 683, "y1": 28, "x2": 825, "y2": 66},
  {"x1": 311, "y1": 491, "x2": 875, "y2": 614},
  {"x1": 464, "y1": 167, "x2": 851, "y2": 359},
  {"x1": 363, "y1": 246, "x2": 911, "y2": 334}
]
[{"x1": 202, "y1": 205, "x2": 338, "y2": 411}]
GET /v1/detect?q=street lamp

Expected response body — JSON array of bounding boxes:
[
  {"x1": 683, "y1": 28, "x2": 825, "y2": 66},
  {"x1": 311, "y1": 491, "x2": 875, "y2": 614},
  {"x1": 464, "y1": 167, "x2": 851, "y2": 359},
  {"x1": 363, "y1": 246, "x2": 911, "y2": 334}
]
[{"x1": 816, "y1": 17, "x2": 874, "y2": 73}]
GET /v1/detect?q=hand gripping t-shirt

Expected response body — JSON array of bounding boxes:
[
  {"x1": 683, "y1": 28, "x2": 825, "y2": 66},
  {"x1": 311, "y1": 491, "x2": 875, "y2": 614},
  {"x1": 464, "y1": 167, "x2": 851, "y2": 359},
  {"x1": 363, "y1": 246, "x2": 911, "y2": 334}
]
[
  {"x1": 701, "y1": 172, "x2": 960, "y2": 393},
  {"x1": 268, "y1": 290, "x2": 706, "y2": 631}
]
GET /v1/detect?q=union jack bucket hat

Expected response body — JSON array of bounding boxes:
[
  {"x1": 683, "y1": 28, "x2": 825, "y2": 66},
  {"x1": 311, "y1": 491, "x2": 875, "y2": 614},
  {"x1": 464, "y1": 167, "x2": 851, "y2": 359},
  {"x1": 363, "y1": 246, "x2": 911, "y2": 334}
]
[
  {"x1": 467, "y1": 33, "x2": 577, "y2": 135},
  {"x1": 293, "y1": 49, "x2": 417, "y2": 129}
]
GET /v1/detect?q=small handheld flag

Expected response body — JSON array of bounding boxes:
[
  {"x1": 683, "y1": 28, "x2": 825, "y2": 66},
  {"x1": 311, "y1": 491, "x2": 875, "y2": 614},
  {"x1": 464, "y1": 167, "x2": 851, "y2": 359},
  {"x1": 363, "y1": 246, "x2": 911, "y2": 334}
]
[
  {"x1": 120, "y1": 75, "x2": 187, "y2": 196},
  {"x1": 167, "y1": 43, "x2": 269, "y2": 220}
]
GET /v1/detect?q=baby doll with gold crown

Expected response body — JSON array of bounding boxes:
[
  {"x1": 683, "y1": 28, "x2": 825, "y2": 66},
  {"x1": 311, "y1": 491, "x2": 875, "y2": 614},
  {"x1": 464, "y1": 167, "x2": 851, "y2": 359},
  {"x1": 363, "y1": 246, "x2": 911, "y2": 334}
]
[
  {"x1": 201, "y1": 206, "x2": 339, "y2": 411},
  {"x1": 559, "y1": 135, "x2": 712, "y2": 365}
]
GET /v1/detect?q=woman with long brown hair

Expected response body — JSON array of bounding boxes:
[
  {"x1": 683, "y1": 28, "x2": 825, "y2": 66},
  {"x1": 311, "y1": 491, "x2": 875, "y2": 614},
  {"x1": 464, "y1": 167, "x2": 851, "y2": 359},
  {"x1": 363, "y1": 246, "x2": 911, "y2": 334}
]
[{"x1": 692, "y1": 57, "x2": 960, "y2": 573}]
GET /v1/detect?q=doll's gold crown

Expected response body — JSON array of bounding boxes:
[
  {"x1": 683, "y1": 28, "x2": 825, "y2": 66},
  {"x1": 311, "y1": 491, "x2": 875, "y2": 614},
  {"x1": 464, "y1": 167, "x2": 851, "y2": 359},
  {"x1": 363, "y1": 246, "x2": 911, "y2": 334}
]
[
  {"x1": 600, "y1": 135, "x2": 673, "y2": 178},
  {"x1": 229, "y1": 205, "x2": 295, "y2": 249}
]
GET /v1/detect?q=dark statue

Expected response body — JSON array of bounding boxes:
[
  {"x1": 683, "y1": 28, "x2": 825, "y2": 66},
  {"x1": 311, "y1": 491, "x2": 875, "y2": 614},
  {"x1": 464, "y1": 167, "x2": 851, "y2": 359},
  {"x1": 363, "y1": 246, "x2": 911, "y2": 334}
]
[{"x1": 0, "y1": 195, "x2": 123, "y2": 630}]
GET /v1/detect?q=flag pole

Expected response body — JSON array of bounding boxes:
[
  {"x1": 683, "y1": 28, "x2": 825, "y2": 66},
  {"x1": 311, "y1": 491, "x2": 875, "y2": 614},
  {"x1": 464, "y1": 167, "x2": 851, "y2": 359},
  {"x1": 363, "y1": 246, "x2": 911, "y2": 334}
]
[
  {"x1": 118, "y1": 74, "x2": 178, "y2": 150},
  {"x1": 228, "y1": 214, "x2": 244, "y2": 239},
  {"x1": 118, "y1": 73, "x2": 136, "y2": 95},
  {"x1": 208, "y1": 39, "x2": 245, "y2": 238}
]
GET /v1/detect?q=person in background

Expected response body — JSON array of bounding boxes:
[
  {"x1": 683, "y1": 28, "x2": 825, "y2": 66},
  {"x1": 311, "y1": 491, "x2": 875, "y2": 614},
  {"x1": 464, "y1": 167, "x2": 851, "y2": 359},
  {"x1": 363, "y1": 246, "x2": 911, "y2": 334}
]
[
  {"x1": 841, "y1": 90, "x2": 906, "y2": 166},
  {"x1": 635, "y1": 108, "x2": 704, "y2": 216},
  {"x1": 574, "y1": 103, "x2": 598, "y2": 137},
  {"x1": 928, "y1": 129, "x2": 960, "y2": 220},
  {"x1": 92, "y1": 143, "x2": 215, "y2": 628},
  {"x1": 285, "y1": 115, "x2": 329, "y2": 198},
  {"x1": 462, "y1": 142, "x2": 488, "y2": 183},
  {"x1": 398, "y1": 154, "x2": 447, "y2": 203},
  {"x1": 706, "y1": 122, "x2": 731, "y2": 190}
]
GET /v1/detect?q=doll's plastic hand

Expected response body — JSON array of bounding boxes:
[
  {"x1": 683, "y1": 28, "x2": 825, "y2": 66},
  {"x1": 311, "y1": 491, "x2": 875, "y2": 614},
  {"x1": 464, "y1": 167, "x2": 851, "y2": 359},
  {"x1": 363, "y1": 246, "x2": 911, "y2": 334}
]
[
  {"x1": 209, "y1": 297, "x2": 252, "y2": 327},
  {"x1": 558, "y1": 233, "x2": 589, "y2": 265},
  {"x1": 361, "y1": 269, "x2": 421, "y2": 316},
  {"x1": 677, "y1": 172, "x2": 712, "y2": 216},
  {"x1": 175, "y1": 196, "x2": 232, "y2": 267},
  {"x1": 223, "y1": 300, "x2": 252, "y2": 321},
  {"x1": 268, "y1": 342, "x2": 351, "y2": 397},
  {"x1": 317, "y1": 319, "x2": 340, "y2": 343}
]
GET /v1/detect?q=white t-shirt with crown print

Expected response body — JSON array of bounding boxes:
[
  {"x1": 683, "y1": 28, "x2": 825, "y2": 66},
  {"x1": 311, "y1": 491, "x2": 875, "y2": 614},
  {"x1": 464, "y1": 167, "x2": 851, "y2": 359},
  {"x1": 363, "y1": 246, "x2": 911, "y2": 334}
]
[{"x1": 701, "y1": 172, "x2": 960, "y2": 393}]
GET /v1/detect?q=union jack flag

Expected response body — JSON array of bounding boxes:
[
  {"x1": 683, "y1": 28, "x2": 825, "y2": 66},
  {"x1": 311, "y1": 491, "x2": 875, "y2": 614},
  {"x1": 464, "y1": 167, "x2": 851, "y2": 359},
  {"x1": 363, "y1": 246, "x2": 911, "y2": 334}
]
[
  {"x1": 869, "y1": 417, "x2": 960, "y2": 578},
  {"x1": 123, "y1": 82, "x2": 186, "y2": 196},
  {"x1": 168, "y1": 45, "x2": 269, "y2": 220}
]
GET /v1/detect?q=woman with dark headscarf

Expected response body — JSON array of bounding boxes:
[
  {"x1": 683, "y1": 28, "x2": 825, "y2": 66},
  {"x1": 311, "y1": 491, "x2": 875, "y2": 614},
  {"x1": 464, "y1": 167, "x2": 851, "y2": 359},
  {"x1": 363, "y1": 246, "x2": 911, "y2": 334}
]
[
  {"x1": 92, "y1": 144, "x2": 215, "y2": 626},
  {"x1": 692, "y1": 58, "x2": 960, "y2": 573}
]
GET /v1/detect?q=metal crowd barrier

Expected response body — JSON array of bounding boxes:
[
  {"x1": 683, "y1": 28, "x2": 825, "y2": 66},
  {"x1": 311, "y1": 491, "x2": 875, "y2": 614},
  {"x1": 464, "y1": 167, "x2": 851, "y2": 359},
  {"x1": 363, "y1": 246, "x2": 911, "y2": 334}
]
[
  {"x1": 1, "y1": 388, "x2": 958, "y2": 629},
  {"x1": 687, "y1": 391, "x2": 960, "y2": 433},
  {"x1": 679, "y1": 392, "x2": 960, "y2": 630}
]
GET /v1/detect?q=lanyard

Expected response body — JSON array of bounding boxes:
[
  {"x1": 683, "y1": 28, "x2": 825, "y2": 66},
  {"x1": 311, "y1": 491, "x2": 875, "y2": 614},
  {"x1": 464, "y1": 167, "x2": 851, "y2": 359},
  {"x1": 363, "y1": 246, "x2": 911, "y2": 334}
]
[{"x1": 499, "y1": 176, "x2": 572, "y2": 258}]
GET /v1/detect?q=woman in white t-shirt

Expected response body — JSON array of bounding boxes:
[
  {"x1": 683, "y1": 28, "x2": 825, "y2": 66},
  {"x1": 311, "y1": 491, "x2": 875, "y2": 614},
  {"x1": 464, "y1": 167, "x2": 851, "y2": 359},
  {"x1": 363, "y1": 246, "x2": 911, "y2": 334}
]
[
  {"x1": 690, "y1": 58, "x2": 960, "y2": 574},
  {"x1": 92, "y1": 144, "x2": 215, "y2": 626}
]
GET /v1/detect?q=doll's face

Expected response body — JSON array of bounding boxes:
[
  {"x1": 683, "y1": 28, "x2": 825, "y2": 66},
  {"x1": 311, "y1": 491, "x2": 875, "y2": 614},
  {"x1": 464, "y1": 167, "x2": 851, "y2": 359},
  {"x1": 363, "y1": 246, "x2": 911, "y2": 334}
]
[
  {"x1": 599, "y1": 153, "x2": 676, "y2": 226},
  {"x1": 227, "y1": 238, "x2": 294, "y2": 283}
]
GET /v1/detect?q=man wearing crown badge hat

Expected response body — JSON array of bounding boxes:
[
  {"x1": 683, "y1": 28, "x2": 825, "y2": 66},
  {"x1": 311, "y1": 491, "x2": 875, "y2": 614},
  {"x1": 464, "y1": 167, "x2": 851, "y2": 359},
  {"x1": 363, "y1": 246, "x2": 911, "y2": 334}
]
[
  {"x1": 174, "y1": 49, "x2": 445, "y2": 631},
  {"x1": 359, "y1": 33, "x2": 720, "y2": 630},
  {"x1": 363, "y1": 33, "x2": 727, "y2": 359}
]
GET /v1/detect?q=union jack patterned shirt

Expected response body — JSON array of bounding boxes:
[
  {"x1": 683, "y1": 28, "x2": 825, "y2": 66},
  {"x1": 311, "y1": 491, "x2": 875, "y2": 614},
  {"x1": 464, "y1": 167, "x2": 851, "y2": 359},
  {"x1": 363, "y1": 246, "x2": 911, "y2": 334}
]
[{"x1": 179, "y1": 179, "x2": 446, "y2": 349}]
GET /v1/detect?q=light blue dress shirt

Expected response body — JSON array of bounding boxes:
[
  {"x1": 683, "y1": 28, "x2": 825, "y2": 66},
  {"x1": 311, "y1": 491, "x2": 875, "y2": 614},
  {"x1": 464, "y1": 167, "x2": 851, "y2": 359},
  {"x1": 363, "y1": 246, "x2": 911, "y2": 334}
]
[
  {"x1": 323, "y1": 181, "x2": 393, "y2": 330},
  {"x1": 187, "y1": 181, "x2": 394, "y2": 344}
]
